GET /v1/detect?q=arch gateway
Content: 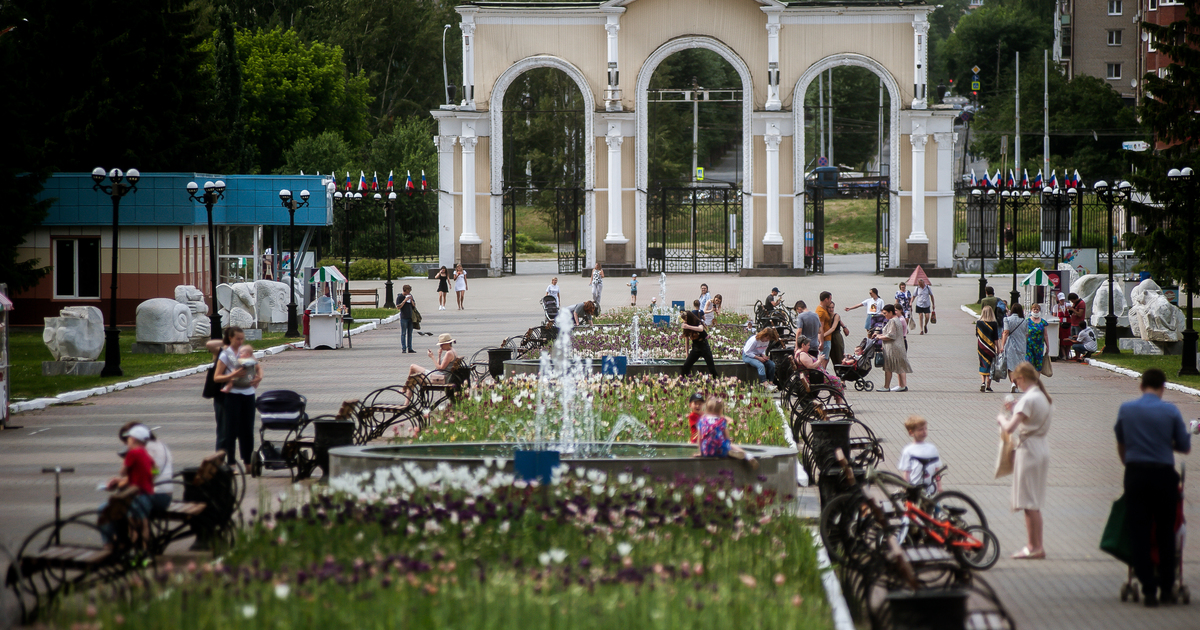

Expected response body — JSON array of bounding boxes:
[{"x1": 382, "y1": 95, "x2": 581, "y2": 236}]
[{"x1": 431, "y1": 0, "x2": 959, "y2": 275}]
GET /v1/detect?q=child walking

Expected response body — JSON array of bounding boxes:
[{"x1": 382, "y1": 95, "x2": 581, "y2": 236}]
[
  {"x1": 897, "y1": 415, "x2": 943, "y2": 495},
  {"x1": 696, "y1": 397, "x2": 756, "y2": 467},
  {"x1": 627, "y1": 274, "x2": 638, "y2": 306}
]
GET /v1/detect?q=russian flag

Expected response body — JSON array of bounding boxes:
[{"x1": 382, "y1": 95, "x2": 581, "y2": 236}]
[
  {"x1": 1021, "y1": 169, "x2": 1029, "y2": 189},
  {"x1": 344, "y1": 171, "x2": 352, "y2": 191},
  {"x1": 386, "y1": 170, "x2": 394, "y2": 191},
  {"x1": 1006, "y1": 169, "x2": 1015, "y2": 189},
  {"x1": 405, "y1": 170, "x2": 416, "y2": 196},
  {"x1": 420, "y1": 170, "x2": 428, "y2": 193},
  {"x1": 358, "y1": 171, "x2": 366, "y2": 191},
  {"x1": 969, "y1": 170, "x2": 977, "y2": 187},
  {"x1": 992, "y1": 170, "x2": 1002, "y2": 188},
  {"x1": 1073, "y1": 169, "x2": 1082, "y2": 189},
  {"x1": 1032, "y1": 170, "x2": 1043, "y2": 188},
  {"x1": 1048, "y1": 170, "x2": 1059, "y2": 189},
  {"x1": 372, "y1": 171, "x2": 378, "y2": 191}
]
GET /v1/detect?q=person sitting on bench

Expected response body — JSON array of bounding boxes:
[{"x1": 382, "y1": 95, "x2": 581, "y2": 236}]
[
  {"x1": 98, "y1": 425, "x2": 156, "y2": 549},
  {"x1": 404, "y1": 333, "x2": 459, "y2": 390}
]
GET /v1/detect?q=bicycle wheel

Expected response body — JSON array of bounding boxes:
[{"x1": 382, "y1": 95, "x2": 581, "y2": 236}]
[
  {"x1": 955, "y1": 525, "x2": 1000, "y2": 570},
  {"x1": 930, "y1": 490, "x2": 988, "y2": 529},
  {"x1": 818, "y1": 493, "x2": 858, "y2": 566}
]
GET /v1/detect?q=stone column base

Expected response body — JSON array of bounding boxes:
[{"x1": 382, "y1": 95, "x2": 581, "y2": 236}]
[
  {"x1": 604, "y1": 242, "x2": 628, "y2": 265},
  {"x1": 762, "y1": 244, "x2": 783, "y2": 265},
  {"x1": 906, "y1": 243, "x2": 929, "y2": 266},
  {"x1": 459, "y1": 243, "x2": 482, "y2": 265}
]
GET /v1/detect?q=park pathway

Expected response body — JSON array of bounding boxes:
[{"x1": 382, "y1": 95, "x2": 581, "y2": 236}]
[{"x1": 2, "y1": 271, "x2": 1196, "y2": 628}]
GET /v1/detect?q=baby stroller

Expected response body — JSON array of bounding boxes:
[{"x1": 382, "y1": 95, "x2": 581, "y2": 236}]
[
  {"x1": 542, "y1": 295, "x2": 560, "y2": 325},
  {"x1": 834, "y1": 315, "x2": 885, "y2": 391},
  {"x1": 251, "y1": 389, "x2": 316, "y2": 481},
  {"x1": 1108, "y1": 462, "x2": 1189, "y2": 604}
]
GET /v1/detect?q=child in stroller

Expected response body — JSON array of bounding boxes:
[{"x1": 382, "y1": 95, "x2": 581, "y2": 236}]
[{"x1": 834, "y1": 314, "x2": 885, "y2": 391}]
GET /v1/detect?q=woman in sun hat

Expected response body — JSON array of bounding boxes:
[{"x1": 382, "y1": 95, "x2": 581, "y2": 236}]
[{"x1": 406, "y1": 333, "x2": 459, "y2": 384}]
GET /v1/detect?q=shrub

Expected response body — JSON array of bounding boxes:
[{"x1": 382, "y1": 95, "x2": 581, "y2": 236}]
[
  {"x1": 993, "y1": 258, "x2": 1045, "y2": 274},
  {"x1": 513, "y1": 233, "x2": 553, "y2": 254},
  {"x1": 314, "y1": 258, "x2": 414, "y2": 280}
]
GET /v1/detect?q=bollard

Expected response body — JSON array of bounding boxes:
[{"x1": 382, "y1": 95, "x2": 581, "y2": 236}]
[
  {"x1": 487, "y1": 347, "x2": 513, "y2": 379},
  {"x1": 808, "y1": 420, "x2": 852, "y2": 506}
]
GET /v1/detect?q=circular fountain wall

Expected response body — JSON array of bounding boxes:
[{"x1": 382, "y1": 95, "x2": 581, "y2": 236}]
[
  {"x1": 503, "y1": 358, "x2": 757, "y2": 381},
  {"x1": 329, "y1": 442, "x2": 800, "y2": 501}
]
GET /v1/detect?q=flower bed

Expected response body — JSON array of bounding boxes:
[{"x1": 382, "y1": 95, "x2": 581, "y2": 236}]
[
  {"x1": 407, "y1": 375, "x2": 788, "y2": 446},
  {"x1": 564, "y1": 307, "x2": 751, "y2": 361},
  {"x1": 52, "y1": 467, "x2": 830, "y2": 629}
]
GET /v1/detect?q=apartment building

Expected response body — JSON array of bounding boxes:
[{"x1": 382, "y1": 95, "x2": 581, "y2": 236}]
[{"x1": 1055, "y1": 0, "x2": 1143, "y2": 103}]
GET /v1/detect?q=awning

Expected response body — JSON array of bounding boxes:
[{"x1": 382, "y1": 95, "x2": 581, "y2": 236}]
[
  {"x1": 0, "y1": 292, "x2": 14, "y2": 312},
  {"x1": 1021, "y1": 268, "x2": 1054, "y2": 287},
  {"x1": 310, "y1": 266, "x2": 347, "y2": 283}
]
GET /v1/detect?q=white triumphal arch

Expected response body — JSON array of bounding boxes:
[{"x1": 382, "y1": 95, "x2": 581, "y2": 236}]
[{"x1": 431, "y1": 0, "x2": 960, "y2": 275}]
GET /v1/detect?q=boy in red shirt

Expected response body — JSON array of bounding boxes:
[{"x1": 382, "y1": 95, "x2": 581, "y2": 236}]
[
  {"x1": 686, "y1": 392, "x2": 705, "y2": 443},
  {"x1": 99, "y1": 425, "x2": 156, "y2": 547}
]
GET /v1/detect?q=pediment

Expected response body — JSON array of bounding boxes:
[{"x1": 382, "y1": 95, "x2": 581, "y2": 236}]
[{"x1": 599, "y1": 0, "x2": 787, "y2": 8}]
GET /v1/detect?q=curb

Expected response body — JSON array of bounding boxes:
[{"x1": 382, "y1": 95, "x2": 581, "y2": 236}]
[
  {"x1": 961, "y1": 303, "x2": 1200, "y2": 398},
  {"x1": 810, "y1": 525, "x2": 856, "y2": 630}
]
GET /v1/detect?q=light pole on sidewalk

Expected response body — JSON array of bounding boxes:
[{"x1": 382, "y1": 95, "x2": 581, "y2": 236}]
[{"x1": 92, "y1": 167, "x2": 140, "y2": 377}]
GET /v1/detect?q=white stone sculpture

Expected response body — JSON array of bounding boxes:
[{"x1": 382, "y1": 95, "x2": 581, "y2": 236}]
[
  {"x1": 1128, "y1": 279, "x2": 1187, "y2": 342},
  {"x1": 174, "y1": 284, "x2": 210, "y2": 339},
  {"x1": 254, "y1": 279, "x2": 291, "y2": 325},
  {"x1": 217, "y1": 282, "x2": 257, "y2": 329},
  {"x1": 1069, "y1": 273, "x2": 1107, "y2": 322},
  {"x1": 42, "y1": 306, "x2": 104, "y2": 360},
  {"x1": 279, "y1": 273, "x2": 306, "y2": 309},
  {"x1": 1091, "y1": 279, "x2": 1127, "y2": 326},
  {"x1": 135, "y1": 298, "x2": 191, "y2": 344}
]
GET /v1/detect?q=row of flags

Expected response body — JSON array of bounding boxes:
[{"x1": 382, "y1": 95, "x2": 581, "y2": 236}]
[
  {"x1": 315, "y1": 170, "x2": 429, "y2": 195},
  {"x1": 968, "y1": 168, "x2": 1083, "y2": 191}
]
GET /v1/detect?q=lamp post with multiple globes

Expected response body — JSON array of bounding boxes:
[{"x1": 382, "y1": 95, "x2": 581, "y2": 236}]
[
  {"x1": 91, "y1": 167, "x2": 140, "y2": 377},
  {"x1": 1092, "y1": 179, "x2": 1132, "y2": 355},
  {"x1": 278, "y1": 189, "x2": 311, "y2": 338},
  {"x1": 1167, "y1": 167, "x2": 1197, "y2": 375},
  {"x1": 186, "y1": 179, "x2": 226, "y2": 340}
]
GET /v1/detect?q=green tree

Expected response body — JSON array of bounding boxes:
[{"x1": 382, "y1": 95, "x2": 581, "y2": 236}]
[
  {"x1": 803, "y1": 67, "x2": 891, "y2": 172},
  {"x1": 1127, "y1": 1, "x2": 1200, "y2": 291},
  {"x1": 210, "y1": 6, "x2": 255, "y2": 173},
  {"x1": 927, "y1": 0, "x2": 972, "y2": 96},
  {"x1": 647, "y1": 48, "x2": 742, "y2": 184},
  {"x1": 0, "y1": 169, "x2": 53, "y2": 293},
  {"x1": 938, "y1": 4, "x2": 1052, "y2": 102},
  {"x1": 279, "y1": 131, "x2": 355, "y2": 175},
  {"x1": 205, "y1": 27, "x2": 371, "y2": 173}
]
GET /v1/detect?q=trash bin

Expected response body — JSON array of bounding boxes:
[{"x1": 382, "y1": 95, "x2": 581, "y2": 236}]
[
  {"x1": 181, "y1": 462, "x2": 235, "y2": 550},
  {"x1": 885, "y1": 589, "x2": 969, "y2": 630},
  {"x1": 313, "y1": 419, "x2": 356, "y2": 479},
  {"x1": 487, "y1": 347, "x2": 513, "y2": 379}
]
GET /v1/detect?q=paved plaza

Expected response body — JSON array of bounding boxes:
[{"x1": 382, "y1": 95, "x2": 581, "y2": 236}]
[{"x1": 2, "y1": 267, "x2": 1197, "y2": 628}]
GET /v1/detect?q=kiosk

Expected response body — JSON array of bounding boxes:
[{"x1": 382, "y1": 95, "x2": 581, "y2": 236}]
[
  {"x1": 1021, "y1": 269, "x2": 1059, "y2": 358},
  {"x1": 308, "y1": 266, "x2": 347, "y2": 350}
]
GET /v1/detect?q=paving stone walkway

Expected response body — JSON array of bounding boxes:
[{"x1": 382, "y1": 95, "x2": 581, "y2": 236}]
[{"x1": 2, "y1": 269, "x2": 1196, "y2": 628}]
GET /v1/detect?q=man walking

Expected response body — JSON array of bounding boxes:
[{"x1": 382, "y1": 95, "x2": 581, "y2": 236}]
[
  {"x1": 1114, "y1": 368, "x2": 1191, "y2": 607},
  {"x1": 398, "y1": 285, "x2": 416, "y2": 354},
  {"x1": 794, "y1": 301, "x2": 821, "y2": 358}
]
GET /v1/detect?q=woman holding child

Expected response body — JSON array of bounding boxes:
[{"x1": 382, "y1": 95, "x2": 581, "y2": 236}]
[{"x1": 212, "y1": 326, "x2": 262, "y2": 467}]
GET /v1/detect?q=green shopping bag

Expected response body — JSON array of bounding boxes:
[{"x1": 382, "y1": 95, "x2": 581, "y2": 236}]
[{"x1": 1099, "y1": 494, "x2": 1134, "y2": 565}]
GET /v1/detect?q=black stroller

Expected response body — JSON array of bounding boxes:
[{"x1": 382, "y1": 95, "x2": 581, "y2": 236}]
[
  {"x1": 251, "y1": 389, "x2": 316, "y2": 481},
  {"x1": 542, "y1": 295, "x2": 561, "y2": 324},
  {"x1": 834, "y1": 314, "x2": 885, "y2": 391}
]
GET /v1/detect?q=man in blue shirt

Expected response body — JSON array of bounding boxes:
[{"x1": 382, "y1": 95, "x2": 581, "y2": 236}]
[{"x1": 1114, "y1": 368, "x2": 1191, "y2": 607}]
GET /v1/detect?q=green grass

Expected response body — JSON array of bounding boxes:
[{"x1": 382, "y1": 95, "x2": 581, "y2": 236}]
[
  {"x1": 1087, "y1": 343, "x2": 1200, "y2": 389},
  {"x1": 515, "y1": 205, "x2": 557, "y2": 244},
  {"x1": 823, "y1": 199, "x2": 879, "y2": 255}
]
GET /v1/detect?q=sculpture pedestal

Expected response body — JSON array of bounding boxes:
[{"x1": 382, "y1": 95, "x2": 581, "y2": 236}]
[
  {"x1": 132, "y1": 342, "x2": 193, "y2": 355},
  {"x1": 42, "y1": 360, "x2": 106, "y2": 376},
  {"x1": 460, "y1": 243, "x2": 482, "y2": 265},
  {"x1": 604, "y1": 242, "x2": 628, "y2": 265}
]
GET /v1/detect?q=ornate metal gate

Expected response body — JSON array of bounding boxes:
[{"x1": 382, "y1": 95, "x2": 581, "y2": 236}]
[
  {"x1": 874, "y1": 180, "x2": 891, "y2": 273},
  {"x1": 502, "y1": 186, "x2": 584, "y2": 275},
  {"x1": 647, "y1": 185, "x2": 741, "y2": 273},
  {"x1": 804, "y1": 185, "x2": 826, "y2": 274}
]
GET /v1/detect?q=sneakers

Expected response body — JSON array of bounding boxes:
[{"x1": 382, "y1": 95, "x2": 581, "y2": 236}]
[
  {"x1": 892, "y1": 386, "x2": 908, "y2": 392},
  {"x1": 763, "y1": 383, "x2": 778, "y2": 392},
  {"x1": 439, "y1": 305, "x2": 445, "y2": 311}
]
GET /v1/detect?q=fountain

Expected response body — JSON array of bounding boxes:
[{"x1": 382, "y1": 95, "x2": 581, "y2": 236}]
[{"x1": 329, "y1": 306, "x2": 798, "y2": 497}]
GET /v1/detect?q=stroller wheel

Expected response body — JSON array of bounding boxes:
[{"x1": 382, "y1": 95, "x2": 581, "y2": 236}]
[
  {"x1": 864, "y1": 381, "x2": 875, "y2": 392},
  {"x1": 250, "y1": 451, "x2": 263, "y2": 478},
  {"x1": 854, "y1": 380, "x2": 865, "y2": 391}
]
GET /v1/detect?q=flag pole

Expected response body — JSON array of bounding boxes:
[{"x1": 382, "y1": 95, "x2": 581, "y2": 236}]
[{"x1": 1043, "y1": 50, "x2": 1050, "y2": 183}]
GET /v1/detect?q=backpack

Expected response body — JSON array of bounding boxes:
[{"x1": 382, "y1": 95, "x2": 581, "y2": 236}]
[{"x1": 994, "y1": 299, "x2": 1007, "y2": 320}]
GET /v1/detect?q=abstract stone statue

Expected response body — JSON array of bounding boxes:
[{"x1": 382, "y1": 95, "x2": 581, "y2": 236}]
[
  {"x1": 1128, "y1": 279, "x2": 1186, "y2": 342},
  {"x1": 174, "y1": 284, "x2": 210, "y2": 339},
  {"x1": 135, "y1": 298, "x2": 191, "y2": 344},
  {"x1": 216, "y1": 282, "x2": 257, "y2": 329},
  {"x1": 1090, "y1": 279, "x2": 1127, "y2": 326},
  {"x1": 43, "y1": 306, "x2": 104, "y2": 360},
  {"x1": 254, "y1": 279, "x2": 291, "y2": 325},
  {"x1": 1069, "y1": 274, "x2": 1107, "y2": 322}
]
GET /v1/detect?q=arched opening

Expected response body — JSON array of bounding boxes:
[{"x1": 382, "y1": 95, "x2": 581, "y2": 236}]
[
  {"x1": 795, "y1": 57, "x2": 901, "y2": 274},
  {"x1": 642, "y1": 46, "x2": 747, "y2": 273},
  {"x1": 498, "y1": 67, "x2": 587, "y2": 275}
]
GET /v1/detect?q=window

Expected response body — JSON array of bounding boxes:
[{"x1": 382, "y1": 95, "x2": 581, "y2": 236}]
[
  {"x1": 54, "y1": 238, "x2": 101, "y2": 299},
  {"x1": 1108, "y1": 0, "x2": 1122, "y2": 14},
  {"x1": 1107, "y1": 63, "x2": 1122, "y2": 79},
  {"x1": 1149, "y1": 0, "x2": 1158, "y2": 9},
  {"x1": 1108, "y1": 30, "x2": 1122, "y2": 45}
]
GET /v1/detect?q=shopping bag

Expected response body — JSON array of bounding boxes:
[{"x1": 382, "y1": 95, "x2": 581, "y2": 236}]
[
  {"x1": 992, "y1": 352, "x2": 1007, "y2": 381},
  {"x1": 1041, "y1": 357, "x2": 1053, "y2": 377},
  {"x1": 874, "y1": 351, "x2": 885, "y2": 368},
  {"x1": 994, "y1": 426, "x2": 1014, "y2": 478},
  {"x1": 1099, "y1": 494, "x2": 1134, "y2": 565},
  {"x1": 930, "y1": 312, "x2": 937, "y2": 325}
]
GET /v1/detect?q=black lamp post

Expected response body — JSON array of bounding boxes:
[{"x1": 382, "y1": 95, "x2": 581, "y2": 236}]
[
  {"x1": 278, "y1": 188, "x2": 310, "y2": 338},
  {"x1": 1093, "y1": 179, "x2": 1132, "y2": 355},
  {"x1": 91, "y1": 167, "x2": 139, "y2": 377},
  {"x1": 1004, "y1": 188, "x2": 1032, "y2": 307},
  {"x1": 1168, "y1": 167, "x2": 1197, "y2": 375},
  {"x1": 332, "y1": 189, "x2": 362, "y2": 317},
  {"x1": 186, "y1": 179, "x2": 226, "y2": 340},
  {"x1": 378, "y1": 190, "x2": 398, "y2": 309},
  {"x1": 971, "y1": 187, "x2": 986, "y2": 302}
]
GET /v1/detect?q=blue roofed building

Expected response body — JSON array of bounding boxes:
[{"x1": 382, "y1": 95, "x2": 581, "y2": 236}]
[{"x1": 11, "y1": 172, "x2": 333, "y2": 326}]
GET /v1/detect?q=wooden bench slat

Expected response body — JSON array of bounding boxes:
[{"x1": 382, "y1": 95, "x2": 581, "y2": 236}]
[{"x1": 166, "y1": 502, "x2": 206, "y2": 517}]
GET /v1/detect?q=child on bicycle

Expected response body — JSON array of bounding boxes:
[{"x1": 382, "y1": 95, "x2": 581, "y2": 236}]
[{"x1": 897, "y1": 415, "x2": 942, "y2": 495}]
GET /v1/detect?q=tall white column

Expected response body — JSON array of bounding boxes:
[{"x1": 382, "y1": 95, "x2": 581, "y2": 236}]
[
  {"x1": 434, "y1": 135, "x2": 457, "y2": 268},
  {"x1": 604, "y1": 129, "x2": 627, "y2": 244},
  {"x1": 912, "y1": 17, "x2": 929, "y2": 110},
  {"x1": 459, "y1": 132, "x2": 481, "y2": 245},
  {"x1": 604, "y1": 16, "x2": 622, "y2": 111},
  {"x1": 763, "y1": 126, "x2": 784, "y2": 245},
  {"x1": 934, "y1": 132, "x2": 956, "y2": 268},
  {"x1": 460, "y1": 14, "x2": 477, "y2": 110},
  {"x1": 908, "y1": 132, "x2": 929, "y2": 245},
  {"x1": 764, "y1": 16, "x2": 782, "y2": 111}
]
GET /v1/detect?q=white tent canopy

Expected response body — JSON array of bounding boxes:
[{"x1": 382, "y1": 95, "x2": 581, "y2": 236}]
[{"x1": 1021, "y1": 268, "x2": 1054, "y2": 287}]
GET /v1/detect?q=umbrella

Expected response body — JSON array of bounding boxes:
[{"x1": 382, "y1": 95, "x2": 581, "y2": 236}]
[
  {"x1": 906, "y1": 265, "x2": 931, "y2": 286},
  {"x1": 1021, "y1": 268, "x2": 1054, "y2": 287},
  {"x1": 310, "y1": 266, "x2": 347, "y2": 283}
]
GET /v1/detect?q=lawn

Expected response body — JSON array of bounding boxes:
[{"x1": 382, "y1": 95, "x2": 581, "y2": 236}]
[
  {"x1": 823, "y1": 198, "x2": 880, "y2": 255},
  {"x1": 515, "y1": 205, "x2": 557, "y2": 244},
  {"x1": 6, "y1": 310, "x2": 396, "y2": 401}
]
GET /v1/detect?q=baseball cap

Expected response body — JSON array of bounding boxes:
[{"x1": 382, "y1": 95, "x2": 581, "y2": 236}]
[
  {"x1": 632, "y1": 274, "x2": 637, "y2": 277},
  {"x1": 1057, "y1": 292, "x2": 1066, "y2": 300},
  {"x1": 771, "y1": 287, "x2": 780, "y2": 293},
  {"x1": 122, "y1": 424, "x2": 152, "y2": 442},
  {"x1": 689, "y1": 392, "x2": 705, "y2": 403}
]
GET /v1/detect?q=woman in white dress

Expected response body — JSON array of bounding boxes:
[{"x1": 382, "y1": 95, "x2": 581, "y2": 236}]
[
  {"x1": 997, "y1": 361, "x2": 1052, "y2": 560},
  {"x1": 453, "y1": 264, "x2": 468, "y2": 310}
]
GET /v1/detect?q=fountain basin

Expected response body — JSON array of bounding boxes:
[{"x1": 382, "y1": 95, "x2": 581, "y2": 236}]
[
  {"x1": 504, "y1": 359, "x2": 759, "y2": 382},
  {"x1": 329, "y1": 442, "x2": 800, "y2": 501}
]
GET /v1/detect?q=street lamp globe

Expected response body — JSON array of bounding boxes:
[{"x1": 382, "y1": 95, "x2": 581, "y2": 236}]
[
  {"x1": 300, "y1": 189, "x2": 310, "y2": 201},
  {"x1": 203, "y1": 181, "x2": 215, "y2": 192},
  {"x1": 214, "y1": 180, "x2": 226, "y2": 193},
  {"x1": 91, "y1": 167, "x2": 106, "y2": 183},
  {"x1": 334, "y1": 191, "x2": 344, "y2": 200},
  {"x1": 1021, "y1": 190, "x2": 1031, "y2": 199},
  {"x1": 354, "y1": 192, "x2": 363, "y2": 200},
  {"x1": 1182, "y1": 167, "x2": 1194, "y2": 179},
  {"x1": 108, "y1": 168, "x2": 124, "y2": 183},
  {"x1": 388, "y1": 192, "x2": 397, "y2": 201},
  {"x1": 1169, "y1": 168, "x2": 1182, "y2": 180},
  {"x1": 373, "y1": 193, "x2": 382, "y2": 201},
  {"x1": 1118, "y1": 180, "x2": 1132, "y2": 194},
  {"x1": 187, "y1": 181, "x2": 199, "y2": 193},
  {"x1": 279, "y1": 189, "x2": 292, "y2": 202},
  {"x1": 126, "y1": 169, "x2": 140, "y2": 184},
  {"x1": 1042, "y1": 186, "x2": 1052, "y2": 195},
  {"x1": 1094, "y1": 180, "x2": 1109, "y2": 193}
]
